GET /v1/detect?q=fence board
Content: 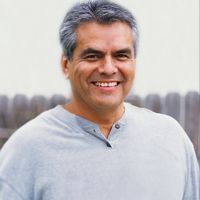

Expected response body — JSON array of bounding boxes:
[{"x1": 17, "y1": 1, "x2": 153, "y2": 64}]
[
  {"x1": 163, "y1": 92, "x2": 181, "y2": 123},
  {"x1": 29, "y1": 95, "x2": 50, "y2": 119},
  {"x1": 0, "y1": 128, "x2": 15, "y2": 139},
  {"x1": 0, "y1": 95, "x2": 9, "y2": 128},
  {"x1": 9, "y1": 94, "x2": 31, "y2": 128},
  {"x1": 0, "y1": 128, "x2": 16, "y2": 149},
  {"x1": 184, "y1": 92, "x2": 200, "y2": 161},
  {"x1": 126, "y1": 95, "x2": 142, "y2": 107},
  {"x1": 144, "y1": 94, "x2": 162, "y2": 113},
  {"x1": 50, "y1": 94, "x2": 68, "y2": 108}
]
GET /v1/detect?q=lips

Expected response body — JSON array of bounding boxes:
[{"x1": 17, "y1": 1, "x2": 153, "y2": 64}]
[{"x1": 92, "y1": 81, "x2": 119, "y2": 87}]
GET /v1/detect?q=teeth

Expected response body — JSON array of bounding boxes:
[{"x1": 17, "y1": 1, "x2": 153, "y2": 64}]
[{"x1": 94, "y1": 82, "x2": 118, "y2": 87}]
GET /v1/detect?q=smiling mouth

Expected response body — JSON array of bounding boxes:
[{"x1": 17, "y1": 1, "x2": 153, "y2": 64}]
[{"x1": 92, "y1": 81, "x2": 119, "y2": 87}]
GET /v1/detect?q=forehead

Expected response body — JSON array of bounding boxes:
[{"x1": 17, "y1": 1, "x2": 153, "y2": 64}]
[{"x1": 75, "y1": 22, "x2": 134, "y2": 51}]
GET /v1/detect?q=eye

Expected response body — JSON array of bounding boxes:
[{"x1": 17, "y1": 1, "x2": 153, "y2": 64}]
[
  {"x1": 115, "y1": 53, "x2": 131, "y2": 61},
  {"x1": 84, "y1": 54, "x2": 101, "y2": 61}
]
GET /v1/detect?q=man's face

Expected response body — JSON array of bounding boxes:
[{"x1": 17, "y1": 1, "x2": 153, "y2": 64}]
[{"x1": 62, "y1": 22, "x2": 136, "y2": 112}]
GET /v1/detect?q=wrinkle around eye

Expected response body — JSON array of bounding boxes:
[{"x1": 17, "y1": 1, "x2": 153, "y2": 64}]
[
  {"x1": 81, "y1": 54, "x2": 102, "y2": 62},
  {"x1": 115, "y1": 55, "x2": 132, "y2": 62}
]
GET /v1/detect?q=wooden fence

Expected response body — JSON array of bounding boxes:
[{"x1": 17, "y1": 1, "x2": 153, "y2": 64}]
[{"x1": 0, "y1": 91, "x2": 199, "y2": 163}]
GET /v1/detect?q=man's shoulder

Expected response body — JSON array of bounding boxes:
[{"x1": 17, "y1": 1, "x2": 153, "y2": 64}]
[
  {"x1": 124, "y1": 102, "x2": 195, "y2": 158},
  {"x1": 124, "y1": 102, "x2": 186, "y2": 138},
  {"x1": 125, "y1": 102, "x2": 177, "y2": 122},
  {"x1": 14, "y1": 106, "x2": 59, "y2": 135},
  {"x1": 0, "y1": 106, "x2": 61, "y2": 152}
]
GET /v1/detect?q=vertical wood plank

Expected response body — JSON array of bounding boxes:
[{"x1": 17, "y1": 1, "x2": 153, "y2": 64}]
[
  {"x1": 0, "y1": 95, "x2": 9, "y2": 128},
  {"x1": 9, "y1": 94, "x2": 30, "y2": 128},
  {"x1": 0, "y1": 96, "x2": 10, "y2": 147},
  {"x1": 184, "y1": 91, "x2": 200, "y2": 161},
  {"x1": 126, "y1": 94, "x2": 142, "y2": 107},
  {"x1": 0, "y1": 138, "x2": 7, "y2": 149},
  {"x1": 50, "y1": 95, "x2": 68, "y2": 108},
  {"x1": 29, "y1": 95, "x2": 50, "y2": 118},
  {"x1": 163, "y1": 92, "x2": 181, "y2": 123},
  {"x1": 144, "y1": 94, "x2": 162, "y2": 113},
  {"x1": 0, "y1": 128, "x2": 16, "y2": 148}
]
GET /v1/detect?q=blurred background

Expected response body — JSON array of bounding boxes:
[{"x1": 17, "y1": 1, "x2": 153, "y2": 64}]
[{"x1": 0, "y1": 0, "x2": 199, "y2": 98}]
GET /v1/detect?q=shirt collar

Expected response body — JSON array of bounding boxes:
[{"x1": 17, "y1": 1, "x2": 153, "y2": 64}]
[{"x1": 53, "y1": 103, "x2": 127, "y2": 140}]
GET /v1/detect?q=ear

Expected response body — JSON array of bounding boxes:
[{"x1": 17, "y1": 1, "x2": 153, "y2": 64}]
[{"x1": 61, "y1": 55, "x2": 70, "y2": 79}]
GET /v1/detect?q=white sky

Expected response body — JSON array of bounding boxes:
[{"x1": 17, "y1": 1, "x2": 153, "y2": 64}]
[{"x1": 0, "y1": 0, "x2": 199, "y2": 98}]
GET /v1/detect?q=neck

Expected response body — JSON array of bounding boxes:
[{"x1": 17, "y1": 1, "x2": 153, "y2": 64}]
[{"x1": 63, "y1": 99, "x2": 125, "y2": 138}]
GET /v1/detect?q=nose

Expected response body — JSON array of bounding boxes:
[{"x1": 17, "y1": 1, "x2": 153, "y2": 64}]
[{"x1": 98, "y1": 56, "x2": 117, "y2": 75}]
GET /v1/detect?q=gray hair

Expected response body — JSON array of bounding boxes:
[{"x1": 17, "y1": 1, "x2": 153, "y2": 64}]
[{"x1": 59, "y1": 0, "x2": 139, "y2": 60}]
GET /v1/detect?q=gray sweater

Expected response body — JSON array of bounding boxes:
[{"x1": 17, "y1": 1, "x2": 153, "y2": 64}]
[{"x1": 0, "y1": 103, "x2": 199, "y2": 199}]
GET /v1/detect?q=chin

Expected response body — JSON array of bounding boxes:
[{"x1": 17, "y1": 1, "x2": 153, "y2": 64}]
[{"x1": 92, "y1": 99, "x2": 123, "y2": 110}]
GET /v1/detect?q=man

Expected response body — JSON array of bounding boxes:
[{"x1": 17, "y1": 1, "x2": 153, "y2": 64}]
[{"x1": 0, "y1": 0, "x2": 199, "y2": 199}]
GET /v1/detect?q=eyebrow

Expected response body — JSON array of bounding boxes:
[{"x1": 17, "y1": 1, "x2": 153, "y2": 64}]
[
  {"x1": 114, "y1": 48, "x2": 133, "y2": 55},
  {"x1": 79, "y1": 47, "x2": 133, "y2": 58}
]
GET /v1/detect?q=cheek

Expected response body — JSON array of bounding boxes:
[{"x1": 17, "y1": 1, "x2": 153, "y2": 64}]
[
  {"x1": 76, "y1": 63, "x2": 97, "y2": 80},
  {"x1": 131, "y1": 67, "x2": 136, "y2": 80},
  {"x1": 71, "y1": 66, "x2": 93, "y2": 87},
  {"x1": 120, "y1": 65, "x2": 135, "y2": 81}
]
